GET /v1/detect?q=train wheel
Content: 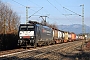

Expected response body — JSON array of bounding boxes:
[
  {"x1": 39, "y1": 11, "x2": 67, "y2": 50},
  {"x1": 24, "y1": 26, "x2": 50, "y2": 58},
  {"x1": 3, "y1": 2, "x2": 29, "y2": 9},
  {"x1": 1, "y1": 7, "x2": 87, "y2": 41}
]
[
  {"x1": 34, "y1": 43, "x2": 37, "y2": 48},
  {"x1": 61, "y1": 40, "x2": 63, "y2": 43},
  {"x1": 53, "y1": 41, "x2": 55, "y2": 45},
  {"x1": 47, "y1": 41, "x2": 50, "y2": 46}
]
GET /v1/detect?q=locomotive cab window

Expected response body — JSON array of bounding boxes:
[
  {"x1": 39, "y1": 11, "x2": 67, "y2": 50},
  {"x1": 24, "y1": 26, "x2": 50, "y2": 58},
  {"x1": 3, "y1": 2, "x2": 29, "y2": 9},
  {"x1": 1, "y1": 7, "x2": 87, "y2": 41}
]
[
  {"x1": 19, "y1": 25, "x2": 34, "y2": 31},
  {"x1": 20, "y1": 26, "x2": 27, "y2": 31},
  {"x1": 28, "y1": 26, "x2": 34, "y2": 31}
]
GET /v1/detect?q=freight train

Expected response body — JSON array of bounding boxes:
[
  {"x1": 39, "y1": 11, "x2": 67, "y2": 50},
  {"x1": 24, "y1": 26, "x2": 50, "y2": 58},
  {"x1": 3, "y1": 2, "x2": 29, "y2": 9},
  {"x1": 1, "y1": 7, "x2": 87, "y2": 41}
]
[
  {"x1": 18, "y1": 22, "x2": 54, "y2": 48},
  {"x1": 18, "y1": 21, "x2": 87, "y2": 48}
]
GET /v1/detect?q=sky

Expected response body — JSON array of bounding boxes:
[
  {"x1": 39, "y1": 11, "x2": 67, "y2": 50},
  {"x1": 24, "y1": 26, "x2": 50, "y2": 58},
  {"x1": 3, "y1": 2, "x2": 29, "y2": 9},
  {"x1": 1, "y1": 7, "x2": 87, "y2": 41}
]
[{"x1": 2, "y1": 0, "x2": 90, "y2": 26}]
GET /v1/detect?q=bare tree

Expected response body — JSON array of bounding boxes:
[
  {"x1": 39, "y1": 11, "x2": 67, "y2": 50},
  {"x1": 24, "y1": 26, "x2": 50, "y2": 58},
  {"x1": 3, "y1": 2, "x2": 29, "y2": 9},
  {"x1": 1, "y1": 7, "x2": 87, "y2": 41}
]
[
  {"x1": 49, "y1": 24, "x2": 58, "y2": 29},
  {"x1": 0, "y1": 1, "x2": 20, "y2": 34},
  {"x1": 0, "y1": 1, "x2": 6, "y2": 34}
]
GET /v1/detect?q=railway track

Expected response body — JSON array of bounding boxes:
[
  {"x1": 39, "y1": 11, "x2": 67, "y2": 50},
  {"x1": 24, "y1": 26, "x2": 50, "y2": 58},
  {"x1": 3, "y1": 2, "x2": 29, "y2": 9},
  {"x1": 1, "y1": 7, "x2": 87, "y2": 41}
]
[
  {"x1": 31, "y1": 40, "x2": 83, "y2": 60},
  {"x1": 0, "y1": 48, "x2": 25, "y2": 56},
  {"x1": 0, "y1": 40, "x2": 85, "y2": 60}
]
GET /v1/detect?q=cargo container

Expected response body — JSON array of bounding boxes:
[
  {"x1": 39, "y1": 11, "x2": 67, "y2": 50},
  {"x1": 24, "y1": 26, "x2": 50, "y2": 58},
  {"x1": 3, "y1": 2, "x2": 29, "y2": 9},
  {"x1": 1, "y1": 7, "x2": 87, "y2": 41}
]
[
  {"x1": 53, "y1": 29, "x2": 59, "y2": 43},
  {"x1": 53, "y1": 29, "x2": 58, "y2": 39},
  {"x1": 71, "y1": 32, "x2": 76, "y2": 41},
  {"x1": 61, "y1": 30, "x2": 65, "y2": 42},
  {"x1": 76, "y1": 35, "x2": 79, "y2": 40},
  {"x1": 57, "y1": 30, "x2": 63, "y2": 43},
  {"x1": 64, "y1": 31, "x2": 68, "y2": 42}
]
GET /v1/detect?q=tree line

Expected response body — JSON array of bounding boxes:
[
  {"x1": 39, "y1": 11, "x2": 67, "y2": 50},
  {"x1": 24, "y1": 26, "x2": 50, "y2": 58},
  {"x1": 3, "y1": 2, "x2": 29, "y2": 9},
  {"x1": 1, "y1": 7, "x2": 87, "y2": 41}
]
[{"x1": 0, "y1": 1, "x2": 20, "y2": 34}]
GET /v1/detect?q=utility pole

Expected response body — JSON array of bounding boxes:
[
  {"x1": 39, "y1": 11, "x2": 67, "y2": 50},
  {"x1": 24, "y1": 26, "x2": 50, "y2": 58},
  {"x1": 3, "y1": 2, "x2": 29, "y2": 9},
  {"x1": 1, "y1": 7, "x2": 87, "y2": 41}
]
[
  {"x1": 80, "y1": 4, "x2": 85, "y2": 35},
  {"x1": 80, "y1": 4, "x2": 85, "y2": 50},
  {"x1": 26, "y1": 6, "x2": 30, "y2": 24}
]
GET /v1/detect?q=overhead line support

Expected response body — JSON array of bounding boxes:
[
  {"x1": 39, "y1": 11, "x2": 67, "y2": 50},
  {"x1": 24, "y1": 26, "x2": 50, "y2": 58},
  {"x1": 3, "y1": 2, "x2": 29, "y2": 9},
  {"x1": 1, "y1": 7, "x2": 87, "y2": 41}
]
[
  {"x1": 80, "y1": 4, "x2": 85, "y2": 35},
  {"x1": 26, "y1": 6, "x2": 30, "y2": 24}
]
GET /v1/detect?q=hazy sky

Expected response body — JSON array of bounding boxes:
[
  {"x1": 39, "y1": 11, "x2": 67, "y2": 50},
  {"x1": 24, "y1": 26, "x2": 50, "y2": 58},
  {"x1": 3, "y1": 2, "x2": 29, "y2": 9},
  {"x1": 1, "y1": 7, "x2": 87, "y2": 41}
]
[{"x1": 2, "y1": 0, "x2": 90, "y2": 26}]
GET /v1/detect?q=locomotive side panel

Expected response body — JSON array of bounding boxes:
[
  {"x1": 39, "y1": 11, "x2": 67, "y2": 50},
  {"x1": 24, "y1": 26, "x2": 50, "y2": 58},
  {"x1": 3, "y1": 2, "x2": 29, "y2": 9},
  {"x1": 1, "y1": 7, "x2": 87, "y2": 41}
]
[
  {"x1": 40, "y1": 26, "x2": 53, "y2": 41},
  {"x1": 37, "y1": 25, "x2": 53, "y2": 45}
]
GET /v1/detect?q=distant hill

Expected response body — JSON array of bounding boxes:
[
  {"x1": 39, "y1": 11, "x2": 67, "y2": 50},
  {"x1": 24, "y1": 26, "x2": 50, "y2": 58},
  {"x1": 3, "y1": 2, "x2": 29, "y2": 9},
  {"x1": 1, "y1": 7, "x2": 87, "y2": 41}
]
[{"x1": 57, "y1": 24, "x2": 90, "y2": 34}]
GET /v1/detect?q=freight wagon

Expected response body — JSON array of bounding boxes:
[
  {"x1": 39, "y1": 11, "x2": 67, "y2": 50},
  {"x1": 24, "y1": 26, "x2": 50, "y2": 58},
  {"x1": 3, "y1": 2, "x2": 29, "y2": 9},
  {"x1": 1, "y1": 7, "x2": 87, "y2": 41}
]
[
  {"x1": 18, "y1": 21, "x2": 54, "y2": 48},
  {"x1": 52, "y1": 28, "x2": 64, "y2": 44},
  {"x1": 68, "y1": 32, "x2": 76, "y2": 41}
]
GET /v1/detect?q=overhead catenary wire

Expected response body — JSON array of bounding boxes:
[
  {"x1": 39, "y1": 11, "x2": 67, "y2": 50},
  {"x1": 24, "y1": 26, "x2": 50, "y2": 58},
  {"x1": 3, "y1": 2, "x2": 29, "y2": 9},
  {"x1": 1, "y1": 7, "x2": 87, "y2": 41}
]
[
  {"x1": 63, "y1": 7, "x2": 81, "y2": 16},
  {"x1": 54, "y1": 0, "x2": 81, "y2": 16},
  {"x1": 12, "y1": 0, "x2": 26, "y2": 7},
  {"x1": 54, "y1": 0, "x2": 75, "y2": 24},
  {"x1": 54, "y1": 0, "x2": 68, "y2": 14},
  {"x1": 47, "y1": 0, "x2": 69, "y2": 20},
  {"x1": 54, "y1": 0, "x2": 63, "y2": 7},
  {"x1": 28, "y1": 0, "x2": 50, "y2": 17},
  {"x1": 12, "y1": 0, "x2": 42, "y2": 14},
  {"x1": 28, "y1": 0, "x2": 41, "y2": 7},
  {"x1": 11, "y1": 0, "x2": 45, "y2": 22},
  {"x1": 29, "y1": 7, "x2": 43, "y2": 18},
  {"x1": 47, "y1": 0, "x2": 62, "y2": 14},
  {"x1": 54, "y1": 0, "x2": 83, "y2": 25}
]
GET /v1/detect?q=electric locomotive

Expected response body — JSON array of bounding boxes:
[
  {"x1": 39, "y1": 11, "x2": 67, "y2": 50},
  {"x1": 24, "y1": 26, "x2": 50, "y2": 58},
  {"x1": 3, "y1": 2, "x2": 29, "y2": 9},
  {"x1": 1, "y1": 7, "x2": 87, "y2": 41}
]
[{"x1": 18, "y1": 21, "x2": 54, "y2": 48}]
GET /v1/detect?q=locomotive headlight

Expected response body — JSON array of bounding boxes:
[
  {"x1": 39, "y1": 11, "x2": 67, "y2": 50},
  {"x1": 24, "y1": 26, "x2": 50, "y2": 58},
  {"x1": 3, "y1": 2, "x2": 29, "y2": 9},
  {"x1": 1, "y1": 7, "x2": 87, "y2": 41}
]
[
  {"x1": 20, "y1": 37, "x2": 22, "y2": 39},
  {"x1": 31, "y1": 37, "x2": 34, "y2": 38}
]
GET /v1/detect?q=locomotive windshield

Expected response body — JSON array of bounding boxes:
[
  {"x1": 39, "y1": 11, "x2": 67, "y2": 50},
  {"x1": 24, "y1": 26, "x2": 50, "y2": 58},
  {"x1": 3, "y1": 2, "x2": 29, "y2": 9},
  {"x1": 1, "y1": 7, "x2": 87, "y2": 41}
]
[
  {"x1": 27, "y1": 26, "x2": 34, "y2": 31},
  {"x1": 20, "y1": 25, "x2": 34, "y2": 31},
  {"x1": 20, "y1": 26, "x2": 27, "y2": 31}
]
